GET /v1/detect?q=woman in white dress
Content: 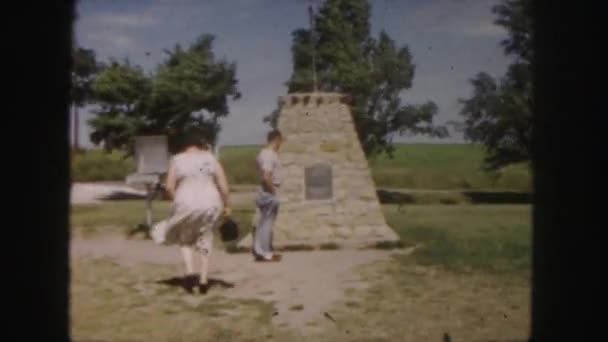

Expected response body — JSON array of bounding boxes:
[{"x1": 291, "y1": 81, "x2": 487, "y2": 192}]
[{"x1": 151, "y1": 132, "x2": 231, "y2": 294}]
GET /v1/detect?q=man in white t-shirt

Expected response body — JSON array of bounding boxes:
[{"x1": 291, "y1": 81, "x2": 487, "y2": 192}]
[{"x1": 253, "y1": 130, "x2": 283, "y2": 262}]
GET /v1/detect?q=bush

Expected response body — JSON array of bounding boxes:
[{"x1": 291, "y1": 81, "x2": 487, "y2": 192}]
[{"x1": 71, "y1": 150, "x2": 135, "y2": 182}]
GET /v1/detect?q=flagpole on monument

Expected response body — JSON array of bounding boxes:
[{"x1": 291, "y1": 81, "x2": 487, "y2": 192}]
[{"x1": 308, "y1": 0, "x2": 318, "y2": 93}]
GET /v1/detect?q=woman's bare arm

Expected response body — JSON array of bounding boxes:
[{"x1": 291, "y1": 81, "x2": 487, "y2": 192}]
[
  {"x1": 262, "y1": 170, "x2": 275, "y2": 194},
  {"x1": 165, "y1": 160, "x2": 177, "y2": 200},
  {"x1": 213, "y1": 159, "x2": 231, "y2": 214}
]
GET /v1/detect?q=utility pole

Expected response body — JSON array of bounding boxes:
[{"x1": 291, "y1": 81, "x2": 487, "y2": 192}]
[
  {"x1": 72, "y1": 32, "x2": 79, "y2": 152},
  {"x1": 73, "y1": 105, "x2": 80, "y2": 151}
]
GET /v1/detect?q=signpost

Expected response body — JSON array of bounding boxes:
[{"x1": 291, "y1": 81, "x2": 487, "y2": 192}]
[{"x1": 126, "y1": 136, "x2": 169, "y2": 230}]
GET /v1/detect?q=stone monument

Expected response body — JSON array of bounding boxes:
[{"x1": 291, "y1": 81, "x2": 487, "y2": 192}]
[{"x1": 238, "y1": 93, "x2": 400, "y2": 250}]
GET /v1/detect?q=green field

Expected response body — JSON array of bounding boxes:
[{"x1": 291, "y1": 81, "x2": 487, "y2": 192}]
[
  {"x1": 368, "y1": 144, "x2": 530, "y2": 190},
  {"x1": 71, "y1": 144, "x2": 531, "y2": 190}
]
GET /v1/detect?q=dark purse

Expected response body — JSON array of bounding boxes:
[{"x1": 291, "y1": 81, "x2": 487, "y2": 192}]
[{"x1": 218, "y1": 217, "x2": 239, "y2": 242}]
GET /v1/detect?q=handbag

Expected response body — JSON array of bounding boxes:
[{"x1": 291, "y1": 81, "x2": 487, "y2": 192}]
[{"x1": 218, "y1": 217, "x2": 239, "y2": 242}]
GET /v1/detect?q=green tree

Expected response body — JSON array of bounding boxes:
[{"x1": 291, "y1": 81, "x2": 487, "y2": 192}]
[
  {"x1": 89, "y1": 58, "x2": 152, "y2": 152},
  {"x1": 89, "y1": 34, "x2": 240, "y2": 153},
  {"x1": 71, "y1": 47, "x2": 99, "y2": 150},
  {"x1": 282, "y1": 0, "x2": 447, "y2": 156},
  {"x1": 149, "y1": 34, "x2": 241, "y2": 152},
  {"x1": 458, "y1": 0, "x2": 532, "y2": 170}
]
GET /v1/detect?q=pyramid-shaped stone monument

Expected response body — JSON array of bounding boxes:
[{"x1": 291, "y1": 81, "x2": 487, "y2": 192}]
[{"x1": 238, "y1": 93, "x2": 399, "y2": 249}]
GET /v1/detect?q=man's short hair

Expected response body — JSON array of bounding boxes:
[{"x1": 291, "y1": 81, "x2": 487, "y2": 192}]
[{"x1": 267, "y1": 130, "x2": 282, "y2": 142}]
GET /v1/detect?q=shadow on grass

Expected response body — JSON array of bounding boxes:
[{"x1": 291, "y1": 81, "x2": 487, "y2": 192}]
[
  {"x1": 319, "y1": 242, "x2": 341, "y2": 250},
  {"x1": 377, "y1": 189, "x2": 532, "y2": 205},
  {"x1": 225, "y1": 245, "x2": 251, "y2": 254},
  {"x1": 372, "y1": 240, "x2": 411, "y2": 250},
  {"x1": 156, "y1": 276, "x2": 235, "y2": 292},
  {"x1": 462, "y1": 191, "x2": 532, "y2": 204},
  {"x1": 126, "y1": 224, "x2": 150, "y2": 239},
  {"x1": 377, "y1": 190, "x2": 416, "y2": 204},
  {"x1": 100, "y1": 191, "x2": 147, "y2": 201}
]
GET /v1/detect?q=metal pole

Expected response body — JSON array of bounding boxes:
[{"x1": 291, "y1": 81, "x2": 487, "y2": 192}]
[
  {"x1": 145, "y1": 183, "x2": 153, "y2": 228},
  {"x1": 73, "y1": 105, "x2": 80, "y2": 151},
  {"x1": 308, "y1": 0, "x2": 318, "y2": 93}
]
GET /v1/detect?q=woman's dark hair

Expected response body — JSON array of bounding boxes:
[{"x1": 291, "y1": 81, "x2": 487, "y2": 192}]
[
  {"x1": 267, "y1": 129, "x2": 282, "y2": 143},
  {"x1": 180, "y1": 130, "x2": 209, "y2": 150}
]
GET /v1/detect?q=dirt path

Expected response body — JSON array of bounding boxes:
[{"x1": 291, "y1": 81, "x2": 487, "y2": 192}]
[
  {"x1": 71, "y1": 183, "x2": 257, "y2": 206},
  {"x1": 71, "y1": 183, "x2": 146, "y2": 204},
  {"x1": 71, "y1": 235, "x2": 407, "y2": 332}
]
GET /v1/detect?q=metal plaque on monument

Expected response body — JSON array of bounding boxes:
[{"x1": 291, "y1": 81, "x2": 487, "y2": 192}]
[{"x1": 305, "y1": 163, "x2": 333, "y2": 200}]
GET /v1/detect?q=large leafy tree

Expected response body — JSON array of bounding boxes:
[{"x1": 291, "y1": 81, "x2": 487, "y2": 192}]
[
  {"x1": 279, "y1": 0, "x2": 447, "y2": 156},
  {"x1": 89, "y1": 58, "x2": 152, "y2": 152},
  {"x1": 149, "y1": 34, "x2": 241, "y2": 152},
  {"x1": 89, "y1": 34, "x2": 240, "y2": 153},
  {"x1": 71, "y1": 47, "x2": 99, "y2": 150},
  {"x1": 459, "y1": 0, "x2": 532, "y2": 170}
]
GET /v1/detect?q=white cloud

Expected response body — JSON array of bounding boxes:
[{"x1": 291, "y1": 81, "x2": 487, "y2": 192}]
[
  {"x1": 92, "y1": 12, "x2": 160, "y2": 28},
  {"x1": 460, "y1": 23, "x2": 507, "y2": 37},
  {"x1": 76, "y1": 5, "x2": 166, "y2": 56},
  {"x1": 392, "y1": 0, "x2": 506, "y2": 39},
  {"x1": 86, "y1": 30, "x2": 138, "y2": 50}
]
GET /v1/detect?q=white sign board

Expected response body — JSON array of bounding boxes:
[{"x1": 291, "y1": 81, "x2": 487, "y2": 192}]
[{"x1": 134, "y1": 136, "x2": 169, "y2": 174}]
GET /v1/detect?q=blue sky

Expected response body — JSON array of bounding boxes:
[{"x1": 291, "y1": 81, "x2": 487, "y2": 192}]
[{"x1": 74, "y1": 0, "x2": 511, "y2": 148}]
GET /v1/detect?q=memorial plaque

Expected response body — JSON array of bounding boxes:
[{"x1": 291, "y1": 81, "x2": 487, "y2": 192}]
[
  {"x1": 134, "y1": 136, "x2": 169, "y2": 174},
  {"x1": 305, "y1": 163, "x2": 333, "y2": 200}
]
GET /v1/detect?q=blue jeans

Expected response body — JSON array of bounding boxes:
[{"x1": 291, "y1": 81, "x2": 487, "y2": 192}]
[{"x1": 253, "y1": 190, "x2": 279, "y2": 258}]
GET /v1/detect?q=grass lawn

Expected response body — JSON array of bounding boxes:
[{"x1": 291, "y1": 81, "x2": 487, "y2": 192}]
[
  {"x1": 300, "y1": 205, "x2": 531, "y2": 341},
  {"x1": 71, "y1": 201, "x2": 171, "y2": 238},
  {"x1": 71, "y1": 201, "x2": 530, "y2": 341},
  {"x1": 72, "y1": 144, "x2": 532, "y2": 191},
  {"x1": 317, "y1": 258, "x2": 530, "y2": 341},
  {"x1": 71, "y1": 258, "x2": 294, "y2": 341},
  {"x1": 386, "y1": 205, "x2": 531, "y2": 275}
]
